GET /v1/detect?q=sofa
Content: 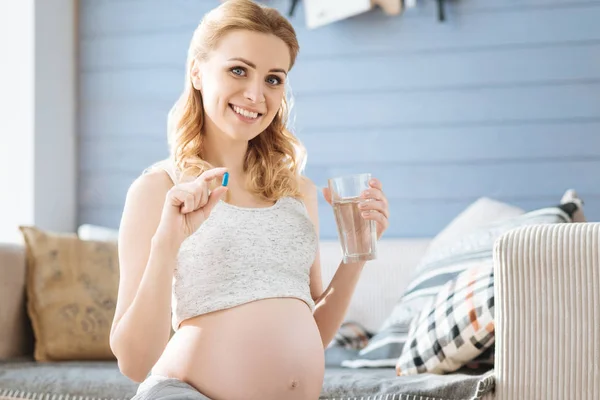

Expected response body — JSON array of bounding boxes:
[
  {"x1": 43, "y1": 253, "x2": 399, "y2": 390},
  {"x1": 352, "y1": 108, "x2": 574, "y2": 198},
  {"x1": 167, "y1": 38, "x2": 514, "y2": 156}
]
[{"x1": 1, "y1": 215, "x2": 599, "y2": 399}]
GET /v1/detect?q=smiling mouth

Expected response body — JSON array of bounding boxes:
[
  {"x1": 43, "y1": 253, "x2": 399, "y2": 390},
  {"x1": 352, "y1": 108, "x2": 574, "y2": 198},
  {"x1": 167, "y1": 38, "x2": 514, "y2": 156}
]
[{"x1": 229, "y1": 104, "x2": 263, "y2": 120}]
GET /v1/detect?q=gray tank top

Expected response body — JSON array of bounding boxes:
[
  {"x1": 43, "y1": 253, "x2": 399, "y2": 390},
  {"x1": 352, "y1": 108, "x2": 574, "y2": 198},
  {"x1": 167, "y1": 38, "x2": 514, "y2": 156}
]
[{"x1": 147, "y1": 160, "x2": 318, "y2": 331}]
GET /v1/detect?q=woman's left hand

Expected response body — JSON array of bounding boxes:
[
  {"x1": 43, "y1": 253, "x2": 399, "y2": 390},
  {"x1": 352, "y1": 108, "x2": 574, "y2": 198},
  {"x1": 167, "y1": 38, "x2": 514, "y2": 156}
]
[{"x1": 323, "y1": 177, "x2": 390, "y2": 239}]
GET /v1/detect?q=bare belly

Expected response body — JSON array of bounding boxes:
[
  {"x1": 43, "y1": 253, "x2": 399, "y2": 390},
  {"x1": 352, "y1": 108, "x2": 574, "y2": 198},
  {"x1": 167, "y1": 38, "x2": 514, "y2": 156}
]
[{"x1": 151, "y1": 298, "x2": 325, "y2": 400}]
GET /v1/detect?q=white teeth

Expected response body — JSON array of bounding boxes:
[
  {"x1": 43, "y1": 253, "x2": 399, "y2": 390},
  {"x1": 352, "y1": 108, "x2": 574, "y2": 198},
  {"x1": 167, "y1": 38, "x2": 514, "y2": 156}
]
[{"x1": 233, "y1": 105, "x2": 259, "y2": 119}]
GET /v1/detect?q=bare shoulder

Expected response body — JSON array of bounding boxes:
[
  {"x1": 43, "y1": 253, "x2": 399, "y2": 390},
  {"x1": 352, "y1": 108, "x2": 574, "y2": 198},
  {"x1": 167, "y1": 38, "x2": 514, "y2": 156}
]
[
  {"x1": 125, "y1": 169, "x2": 174, "y2": 208},
  {"x1": 119, "y1": 169, "x2": 175, "y2": 244},
  {"x1": 297, "y1": 175, "x2": 320, "y2": 232},
  {"x1": 298, "y1": 175, "x2": 318, "y2": 200}
]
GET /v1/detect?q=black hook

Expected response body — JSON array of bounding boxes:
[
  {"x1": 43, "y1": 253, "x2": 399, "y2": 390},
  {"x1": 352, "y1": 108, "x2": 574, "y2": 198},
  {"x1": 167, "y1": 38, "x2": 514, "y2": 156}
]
[
  {"x1": 437, "y1": 0, "x2": 445, "y2": 22},
  {"x1": 288, "y1": 0, "x2": 300, "y2": 17}
]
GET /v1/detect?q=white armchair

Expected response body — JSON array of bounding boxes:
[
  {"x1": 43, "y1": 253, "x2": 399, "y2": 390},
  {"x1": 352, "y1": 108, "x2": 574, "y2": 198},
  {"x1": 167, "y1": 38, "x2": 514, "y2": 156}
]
[{"x1": 494, "y1": 222, "x2": 600, "y2": 400}]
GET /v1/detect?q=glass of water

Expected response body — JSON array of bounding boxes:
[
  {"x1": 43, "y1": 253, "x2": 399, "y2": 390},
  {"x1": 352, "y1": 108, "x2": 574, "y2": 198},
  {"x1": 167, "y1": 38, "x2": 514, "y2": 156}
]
[{"x1": 328, "y1": 173, "x2": 377, "y2": 264}]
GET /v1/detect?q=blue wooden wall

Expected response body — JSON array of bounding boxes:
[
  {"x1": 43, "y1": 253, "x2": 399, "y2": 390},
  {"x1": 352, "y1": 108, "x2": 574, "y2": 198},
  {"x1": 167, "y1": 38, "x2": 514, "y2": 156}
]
[{"x1": 78, "y1": 0, "x2": 600, "y2": 238}]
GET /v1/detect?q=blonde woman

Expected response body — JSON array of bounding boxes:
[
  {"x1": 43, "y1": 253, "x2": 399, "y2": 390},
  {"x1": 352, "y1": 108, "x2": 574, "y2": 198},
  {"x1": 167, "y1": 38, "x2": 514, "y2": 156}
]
[{"x1": 109, "y1": 1, "x2": 390, "y2": 399}]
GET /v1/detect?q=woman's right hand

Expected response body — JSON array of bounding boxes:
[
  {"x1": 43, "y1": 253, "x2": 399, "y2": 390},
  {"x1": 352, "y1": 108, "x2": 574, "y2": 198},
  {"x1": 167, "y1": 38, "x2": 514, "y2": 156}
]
[{"x1": 154, "y1": 167, "x2": 229, "y2": 248}]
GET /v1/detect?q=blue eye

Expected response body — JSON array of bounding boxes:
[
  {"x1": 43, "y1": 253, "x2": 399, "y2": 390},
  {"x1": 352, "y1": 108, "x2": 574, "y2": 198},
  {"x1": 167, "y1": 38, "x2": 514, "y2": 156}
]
[
  {"x1": 267, "y1": 75, "x2": 282, "y2": 85},
  {"x1": 231, "y1": 67, "x2": 246, "y2": 76}
]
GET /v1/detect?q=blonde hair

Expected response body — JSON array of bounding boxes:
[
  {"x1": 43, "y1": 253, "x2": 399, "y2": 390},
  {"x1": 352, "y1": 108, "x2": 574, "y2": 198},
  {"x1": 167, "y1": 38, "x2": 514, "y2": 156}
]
[{"x1": 167, "y1": 0, "x2": 305, "y2": 200}]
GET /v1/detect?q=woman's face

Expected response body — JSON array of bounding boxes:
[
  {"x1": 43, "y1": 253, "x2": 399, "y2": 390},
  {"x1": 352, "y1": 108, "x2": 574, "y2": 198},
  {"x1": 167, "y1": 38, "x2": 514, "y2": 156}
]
[{"x1": 193, "y1": 29, "x2": 291, "y2": 142}]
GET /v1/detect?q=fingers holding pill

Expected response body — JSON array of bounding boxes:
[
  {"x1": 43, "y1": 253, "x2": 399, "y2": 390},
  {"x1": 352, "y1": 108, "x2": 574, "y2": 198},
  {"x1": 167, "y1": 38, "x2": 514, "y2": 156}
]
[
  {"x1": 197, "y1": 167, "x2": 228, "y2": 184},
  {"x1": 159, "y1": 167, "x2": 230, "y2": 242},
  {"x1": 178, "y1": 167, "x2": 229, "y2": 214}
]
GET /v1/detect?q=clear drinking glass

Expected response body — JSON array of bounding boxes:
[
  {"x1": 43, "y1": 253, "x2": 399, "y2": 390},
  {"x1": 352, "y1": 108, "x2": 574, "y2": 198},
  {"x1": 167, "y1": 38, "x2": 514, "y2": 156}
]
[{"x1": 328, "y1": 173, "x2": 377, "y2": 264}]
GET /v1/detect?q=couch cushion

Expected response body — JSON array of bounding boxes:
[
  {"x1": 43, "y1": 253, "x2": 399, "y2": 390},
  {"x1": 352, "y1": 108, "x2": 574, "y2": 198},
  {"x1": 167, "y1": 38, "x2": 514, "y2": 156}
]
[
  {"x1": 0, "y1": 360, "x2": 495, "y2": 400},
  {"x1": 77, "y1": 224, "x2": 119, "y2": 242},
  {"x1": 320, "y1": 238, "x2": 431, "y2": 333},
  {"x1": 0, "y1": 359, "x2": 136, "y2": 399},
  {"x1": 19, "y1": 226, "x2": 119, "y2": 362},
  {"x1": 426, "y1": 197, "x2": 525, "y2": 254},
  {"x1": 0, "y1": 243, "x2": 34, "y2": 360}
]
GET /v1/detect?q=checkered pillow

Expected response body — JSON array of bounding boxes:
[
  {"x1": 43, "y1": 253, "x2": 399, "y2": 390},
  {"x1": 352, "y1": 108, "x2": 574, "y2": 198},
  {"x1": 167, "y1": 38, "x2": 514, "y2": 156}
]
[
  {"x1": 325, "y1": 322, "x2": 374, "y2": 367},
  {"x1": 328, "y1": 321, "x2": 373, "y2": 350},
  {"x1": 396, "y1": 261, "x2": 495, "y2": 375}
]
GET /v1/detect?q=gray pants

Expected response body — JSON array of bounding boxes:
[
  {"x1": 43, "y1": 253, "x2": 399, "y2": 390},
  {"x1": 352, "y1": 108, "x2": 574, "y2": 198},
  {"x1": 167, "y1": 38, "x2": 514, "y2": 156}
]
[{"x1": 132, "y1": 375, "x2": 212, "y2": 400}]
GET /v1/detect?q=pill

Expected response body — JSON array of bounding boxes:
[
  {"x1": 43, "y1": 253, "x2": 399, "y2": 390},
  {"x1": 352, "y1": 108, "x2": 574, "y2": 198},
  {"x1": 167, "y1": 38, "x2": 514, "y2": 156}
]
[{"x1": 222, "y1": 172, "x2": 229, "y2": 187}]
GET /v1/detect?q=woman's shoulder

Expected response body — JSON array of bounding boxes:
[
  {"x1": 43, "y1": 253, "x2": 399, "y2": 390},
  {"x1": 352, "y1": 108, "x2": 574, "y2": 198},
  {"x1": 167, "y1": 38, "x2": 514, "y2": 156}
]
[
  {"x1": 290, "y1": 175, "x2": 320, "y2": 230},
  {"x1": 122, "y1": 159, "x2": 179, "y2": 205},
  {"x1": 129, "y1": 162, "x2": 174, "y2": 199},
  {"x1": 297, "y1": 175, "x2": 317, "y2": 199},
  {"x1": 142, "y1": 158, "x2": 183, "y2": 185},
  {"x1": 119, "y1": 167, "x2": 174, "y2": 221},
  {"x1": 293, "y1": 175, "x2": 319, "y2": 213}
]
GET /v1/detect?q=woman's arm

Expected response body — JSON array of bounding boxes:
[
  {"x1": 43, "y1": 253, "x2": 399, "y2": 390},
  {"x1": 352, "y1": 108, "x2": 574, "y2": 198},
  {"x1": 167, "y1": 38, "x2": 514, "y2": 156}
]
[
  {"x1": 109, "y1": 171, "x2": 179, "y2": 382},
  {"x1": 299, "y1": 177, "x2": 366, "y2": 348},
  {"x1": 313, "y1": 260, "x2": 366, "y2": 348},
  {"x1": 300, "y1": 176, "x2": 389, "y2": 348}
]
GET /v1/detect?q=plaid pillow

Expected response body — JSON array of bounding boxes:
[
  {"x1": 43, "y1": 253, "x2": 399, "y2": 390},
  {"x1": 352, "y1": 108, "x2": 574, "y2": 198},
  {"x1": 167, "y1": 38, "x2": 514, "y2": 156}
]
[
  {"x1": 396, "y1": 262, "x2": 495, "y2": 375},
  {"x1": 325, "y1": 322, "x2": 373, "y2": 367},
  {"x1": 464, "y1": 344, "x2": 495, "y2": 370},
  {"x1": 328, "y1": 321, "x2": 373, "y2": 350}
]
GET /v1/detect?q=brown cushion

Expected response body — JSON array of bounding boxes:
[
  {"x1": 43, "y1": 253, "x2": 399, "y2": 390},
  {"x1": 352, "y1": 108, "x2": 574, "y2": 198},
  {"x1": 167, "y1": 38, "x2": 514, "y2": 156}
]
[
  {"x1": 0, "y1": 243, "x2": 34, "y2": 360},
  {"x1": 19, "y1": 226, "x2": 119, "y2": 361}
]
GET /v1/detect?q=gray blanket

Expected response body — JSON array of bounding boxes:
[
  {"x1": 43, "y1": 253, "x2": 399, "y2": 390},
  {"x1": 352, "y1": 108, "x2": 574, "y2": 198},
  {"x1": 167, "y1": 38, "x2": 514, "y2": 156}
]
[{"x1": 0, "y1": 359, "x2": 494, "y2": 400}]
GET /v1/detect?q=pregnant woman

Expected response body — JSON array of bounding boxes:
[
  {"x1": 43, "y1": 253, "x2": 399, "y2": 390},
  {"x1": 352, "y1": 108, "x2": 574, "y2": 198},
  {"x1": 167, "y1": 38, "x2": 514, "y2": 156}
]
[{"x1": 109, "y1": 1, "x2": 390, "y2": 399}]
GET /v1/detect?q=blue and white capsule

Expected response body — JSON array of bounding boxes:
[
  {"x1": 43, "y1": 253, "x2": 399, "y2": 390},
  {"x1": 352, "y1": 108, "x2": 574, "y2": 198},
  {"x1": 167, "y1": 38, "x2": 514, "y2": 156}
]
[{"x1": 221, "y1": 171, "x2": 229, "y2": 187}]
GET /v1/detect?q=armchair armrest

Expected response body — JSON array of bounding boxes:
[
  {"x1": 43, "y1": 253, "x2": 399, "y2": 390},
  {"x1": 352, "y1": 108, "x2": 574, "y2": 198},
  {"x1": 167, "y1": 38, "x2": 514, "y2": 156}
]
[{"x1": 494, "y1": 223, "x2": 600, "y2": 400}]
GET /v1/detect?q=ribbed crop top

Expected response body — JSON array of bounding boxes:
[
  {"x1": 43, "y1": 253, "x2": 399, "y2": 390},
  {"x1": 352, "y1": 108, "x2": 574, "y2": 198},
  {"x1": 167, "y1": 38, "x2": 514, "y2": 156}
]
[{"x1": 148, "y1": 161, "x2": 318, "y2": 331}]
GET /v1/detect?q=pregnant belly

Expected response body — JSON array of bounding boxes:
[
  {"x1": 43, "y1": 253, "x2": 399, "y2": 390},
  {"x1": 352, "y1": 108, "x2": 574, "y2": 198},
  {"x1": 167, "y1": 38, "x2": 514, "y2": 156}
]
[{"x1": 152, "y1": 298, "x2": 325, "y2": 400}]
